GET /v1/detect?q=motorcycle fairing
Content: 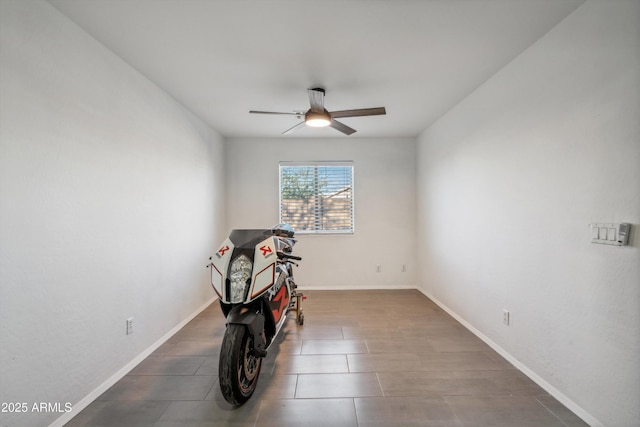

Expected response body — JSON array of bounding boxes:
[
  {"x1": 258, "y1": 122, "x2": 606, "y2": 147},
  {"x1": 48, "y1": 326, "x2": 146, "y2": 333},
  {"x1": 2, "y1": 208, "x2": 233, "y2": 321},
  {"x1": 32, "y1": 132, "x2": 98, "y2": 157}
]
[
  {"x1": 211, "y1": 229, "x2": 296, "y2": 327},
  {"x1": 211, "y1": 231, "x2": 287, "y2": 305},
  {"x1": 268, "y1": 280, "x2": 290, "y2": 327},
  {"x1": 246, "y1": 234, "x2": 292, "y2": 331},
  {"x1": 249, "y1": 236, "x2": 277, "y2": 301},
  {"x1": 210, "y1": 238, "x2": 234, "y2": 300}
]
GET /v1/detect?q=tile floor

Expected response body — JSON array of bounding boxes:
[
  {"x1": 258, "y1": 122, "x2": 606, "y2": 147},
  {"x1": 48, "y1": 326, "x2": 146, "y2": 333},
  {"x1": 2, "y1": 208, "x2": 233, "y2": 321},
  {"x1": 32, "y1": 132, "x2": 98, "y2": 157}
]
[{"x1": 66, "y1": 290, "x2": 589, "y2": 426}]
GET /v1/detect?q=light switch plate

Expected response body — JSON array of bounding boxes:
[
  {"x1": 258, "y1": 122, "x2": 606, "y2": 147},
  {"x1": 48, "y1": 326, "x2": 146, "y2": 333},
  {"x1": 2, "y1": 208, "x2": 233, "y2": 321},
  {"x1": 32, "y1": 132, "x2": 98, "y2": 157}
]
[{"x1": 590, "y1": 223, "x2": 631, "y2": 246}]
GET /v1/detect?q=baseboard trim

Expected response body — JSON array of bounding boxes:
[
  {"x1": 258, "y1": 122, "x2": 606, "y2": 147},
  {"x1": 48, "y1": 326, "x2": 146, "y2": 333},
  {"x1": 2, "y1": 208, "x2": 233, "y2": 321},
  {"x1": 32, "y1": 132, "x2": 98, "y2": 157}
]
[
  {"x1": 299, "y1": 284, "x2": 416, "y2": 290},
  {"x1": 49, "y1": 296, "x2": 217, "y2": 427},
  {"x1": 416, "y1": 287, "x2": 602, "y2": 427}
]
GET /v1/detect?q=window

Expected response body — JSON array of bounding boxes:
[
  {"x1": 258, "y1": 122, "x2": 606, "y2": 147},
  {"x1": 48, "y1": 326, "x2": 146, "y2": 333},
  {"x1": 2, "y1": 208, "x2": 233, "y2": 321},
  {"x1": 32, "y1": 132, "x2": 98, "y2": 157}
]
[{"x1": 279, "y1": 162, "x2": 354, "y2": 234}]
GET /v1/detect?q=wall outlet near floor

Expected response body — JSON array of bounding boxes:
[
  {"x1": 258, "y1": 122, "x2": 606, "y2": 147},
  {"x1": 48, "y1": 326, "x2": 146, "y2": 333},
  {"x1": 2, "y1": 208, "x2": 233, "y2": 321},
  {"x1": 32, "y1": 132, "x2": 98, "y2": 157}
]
[
  {"x1": 401, "y1": 264, "x2": 407, "y2": 272},
  {"x1": 376, "y1": 265, "x2": 381, "y2": 273},
  {"x1": 126, "y1": 317, "x2": 134, "y2": 335},
  {"x1": 502, "y1": 310, "x2": 510, "y2": 326}
]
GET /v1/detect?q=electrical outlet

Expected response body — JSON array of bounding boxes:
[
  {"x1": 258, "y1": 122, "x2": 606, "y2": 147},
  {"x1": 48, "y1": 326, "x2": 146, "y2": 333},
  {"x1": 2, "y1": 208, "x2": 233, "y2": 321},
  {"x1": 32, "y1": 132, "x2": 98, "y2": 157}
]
[
  {"x1": 376, "y1": 265, "x2": 381, "y2": 273},
  {"x1": 126, "y1": 317, "x2": 134, "y2": 335},
  {"x1": 502, "y1": 310, "x2": 510, "y2": 326},
  {"x1": 401, "y1": 264, "x2": 407, "y2": 272}
]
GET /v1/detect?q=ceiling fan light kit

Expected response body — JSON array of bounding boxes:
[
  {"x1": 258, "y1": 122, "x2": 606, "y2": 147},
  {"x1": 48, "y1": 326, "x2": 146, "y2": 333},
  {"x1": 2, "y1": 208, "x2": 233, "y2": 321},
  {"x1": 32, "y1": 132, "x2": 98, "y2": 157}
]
[
  {"x1": 305, "y1": 111, "x2": 331, "y2": 127},
  {"x1": 249, "y1": 88, "x2": 386, "y2": 135}
]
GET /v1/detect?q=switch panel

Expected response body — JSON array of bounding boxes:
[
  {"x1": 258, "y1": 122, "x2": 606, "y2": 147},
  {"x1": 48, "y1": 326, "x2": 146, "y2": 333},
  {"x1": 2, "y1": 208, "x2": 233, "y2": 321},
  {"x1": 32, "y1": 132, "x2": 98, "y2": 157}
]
[{"x1": 590, "y1": 223, "x2": 631, "y2": 246}]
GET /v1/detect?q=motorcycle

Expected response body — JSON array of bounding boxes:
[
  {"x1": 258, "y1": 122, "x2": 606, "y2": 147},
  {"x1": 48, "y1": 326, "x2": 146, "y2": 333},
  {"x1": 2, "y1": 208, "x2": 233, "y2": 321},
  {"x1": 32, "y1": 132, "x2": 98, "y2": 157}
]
[{"x1": 207, "y1": 224, "x2": 305, "y2": 405}]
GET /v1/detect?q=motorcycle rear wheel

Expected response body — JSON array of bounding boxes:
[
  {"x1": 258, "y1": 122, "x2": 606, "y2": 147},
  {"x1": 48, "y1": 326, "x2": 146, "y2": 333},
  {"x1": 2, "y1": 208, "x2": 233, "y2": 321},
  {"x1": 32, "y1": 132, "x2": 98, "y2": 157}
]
[{"x1": 218, "y1": 324, "x2": 262, "y2": 405}]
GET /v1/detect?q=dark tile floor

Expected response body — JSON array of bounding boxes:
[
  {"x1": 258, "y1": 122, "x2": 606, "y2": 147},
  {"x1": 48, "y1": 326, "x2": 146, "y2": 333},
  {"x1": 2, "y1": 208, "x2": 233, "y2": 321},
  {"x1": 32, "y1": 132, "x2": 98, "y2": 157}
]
[{"x1": 66, "y1": 290, "x2": 589, "y2": 426}]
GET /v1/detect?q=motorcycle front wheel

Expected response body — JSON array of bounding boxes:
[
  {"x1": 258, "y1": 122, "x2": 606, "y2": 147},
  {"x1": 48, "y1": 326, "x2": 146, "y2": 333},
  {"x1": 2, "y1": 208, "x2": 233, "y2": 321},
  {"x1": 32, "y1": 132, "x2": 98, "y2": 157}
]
[{"x1": 218, "y1": 324, "x2": 262, "y2": 405}]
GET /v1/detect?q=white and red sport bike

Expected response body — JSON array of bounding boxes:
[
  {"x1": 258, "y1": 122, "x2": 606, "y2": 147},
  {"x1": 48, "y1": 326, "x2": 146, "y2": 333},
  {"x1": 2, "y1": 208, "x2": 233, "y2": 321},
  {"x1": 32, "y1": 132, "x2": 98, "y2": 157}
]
[{"x1": 208, "y1": 224, "x2": 304, "y2": 405}]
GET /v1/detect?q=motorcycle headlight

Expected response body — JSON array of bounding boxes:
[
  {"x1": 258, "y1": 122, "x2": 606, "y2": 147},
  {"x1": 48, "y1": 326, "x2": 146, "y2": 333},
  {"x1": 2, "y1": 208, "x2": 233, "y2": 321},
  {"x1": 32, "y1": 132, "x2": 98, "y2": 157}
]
[{"x1": 229, "y1": 254, "x2": 252, "y2": 303}]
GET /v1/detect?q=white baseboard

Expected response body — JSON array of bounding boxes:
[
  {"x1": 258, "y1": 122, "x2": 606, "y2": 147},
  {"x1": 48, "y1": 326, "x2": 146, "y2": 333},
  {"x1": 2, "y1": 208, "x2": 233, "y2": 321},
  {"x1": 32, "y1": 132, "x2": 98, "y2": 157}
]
[
  {"x1": 416, "y1": 286, "x2": 602, "y2": 427},
  {"x1": 49, "y1": 296, "x2": 217, "y2": 427},
  {"x1": 299, "y1": 283, "x2": 416, "y2": 290}
]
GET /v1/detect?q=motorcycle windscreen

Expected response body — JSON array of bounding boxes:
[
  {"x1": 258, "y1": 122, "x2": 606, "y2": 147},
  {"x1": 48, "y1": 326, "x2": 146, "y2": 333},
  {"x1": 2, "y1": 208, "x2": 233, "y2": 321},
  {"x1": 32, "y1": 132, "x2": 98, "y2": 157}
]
[{"x1": 229, "y1": 229, "x2": 273, "y2": 249}]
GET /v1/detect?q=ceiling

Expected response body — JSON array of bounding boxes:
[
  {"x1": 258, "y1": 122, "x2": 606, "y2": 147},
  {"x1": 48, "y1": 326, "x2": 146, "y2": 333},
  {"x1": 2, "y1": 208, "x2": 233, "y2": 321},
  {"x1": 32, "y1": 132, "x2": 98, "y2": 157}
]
[{"x1": 47, "y1": 0, "x2": 584, "y2": 138}]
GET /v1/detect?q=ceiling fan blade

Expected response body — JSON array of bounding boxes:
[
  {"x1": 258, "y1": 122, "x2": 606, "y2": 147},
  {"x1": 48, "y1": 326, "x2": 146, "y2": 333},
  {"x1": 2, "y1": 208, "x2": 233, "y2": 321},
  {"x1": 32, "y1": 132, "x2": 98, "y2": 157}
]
[
  {"x1": 249, "y1": 110, "x2": 300, "y2": 115},
  {"x1": 329, "y1": 107, "x2": 386, "y2": 118},
  {"x1": 282, "y1": 121, "x2": 306, "y2": 135},
  {"x1": 330, "y1": 119, "x2": 356, "y2": 135},
  {"x1": 308, "y1": 88, "x2": 325, "y2": 113}
]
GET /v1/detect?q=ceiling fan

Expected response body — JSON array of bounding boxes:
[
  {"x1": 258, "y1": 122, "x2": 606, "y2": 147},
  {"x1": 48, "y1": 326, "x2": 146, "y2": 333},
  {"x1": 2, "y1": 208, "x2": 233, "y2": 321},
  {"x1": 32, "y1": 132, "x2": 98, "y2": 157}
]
[{"x1": 249, "y1": 88, "x2": 386, "y2": 135}]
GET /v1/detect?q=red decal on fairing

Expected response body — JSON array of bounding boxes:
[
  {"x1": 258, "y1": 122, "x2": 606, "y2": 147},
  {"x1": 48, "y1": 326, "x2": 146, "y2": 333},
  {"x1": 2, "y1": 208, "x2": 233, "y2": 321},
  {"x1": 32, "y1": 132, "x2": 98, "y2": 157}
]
[
  {"x1": 260, "y1": 245, "x2": 272, "y2": 257},
  {"x1": 271, "y1": 286, "x2": 288, "y2": 323},
  {"x1": 218, "y1": 245, "x2": 230, "y2": 256}
]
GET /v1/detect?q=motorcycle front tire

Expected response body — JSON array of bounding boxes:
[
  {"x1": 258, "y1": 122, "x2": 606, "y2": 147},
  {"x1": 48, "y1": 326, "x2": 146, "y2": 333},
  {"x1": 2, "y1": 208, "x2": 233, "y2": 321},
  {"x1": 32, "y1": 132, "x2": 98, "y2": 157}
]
[{"x1": 218, "y1": 323, "x2": 262, "y2": 405}]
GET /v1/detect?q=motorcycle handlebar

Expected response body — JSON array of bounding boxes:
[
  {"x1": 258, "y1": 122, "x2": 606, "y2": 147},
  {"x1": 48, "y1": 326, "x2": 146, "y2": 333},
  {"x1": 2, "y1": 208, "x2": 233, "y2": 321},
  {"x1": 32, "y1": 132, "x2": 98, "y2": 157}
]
[{"x1": 277, "y1": 251, "x2": 302, "y2": 261}]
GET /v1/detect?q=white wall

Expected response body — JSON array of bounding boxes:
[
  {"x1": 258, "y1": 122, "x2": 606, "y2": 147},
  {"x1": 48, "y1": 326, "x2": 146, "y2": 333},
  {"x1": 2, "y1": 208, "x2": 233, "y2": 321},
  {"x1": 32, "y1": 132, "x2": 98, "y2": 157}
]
[
  {"x1": 225, "y1": 137, "x2": 417, "y2": 289},
  {"x1": 416, "y1": 1, "x2": 639, "y2": 427},
  {"x1": 0, "y1": 2, "x2": 225, "y2": 426},
  {"x1": 2, "y1": 1, "x2": 637, "y2": 426}
]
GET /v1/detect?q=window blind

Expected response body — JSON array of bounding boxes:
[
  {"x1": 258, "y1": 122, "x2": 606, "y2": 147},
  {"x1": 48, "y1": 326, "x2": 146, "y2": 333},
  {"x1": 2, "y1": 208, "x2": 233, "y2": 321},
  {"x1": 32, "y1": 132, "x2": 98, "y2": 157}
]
[{"x1": 279, "y1": 162, "x2": 354, "y2": 234}]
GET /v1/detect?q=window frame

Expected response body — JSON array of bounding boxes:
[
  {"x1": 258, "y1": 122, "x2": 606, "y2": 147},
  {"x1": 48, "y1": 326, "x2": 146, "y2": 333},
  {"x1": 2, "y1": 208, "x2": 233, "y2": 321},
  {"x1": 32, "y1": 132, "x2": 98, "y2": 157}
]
[{"x1": 278, "y1": 161, "x2": 355, "y2": 235}]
